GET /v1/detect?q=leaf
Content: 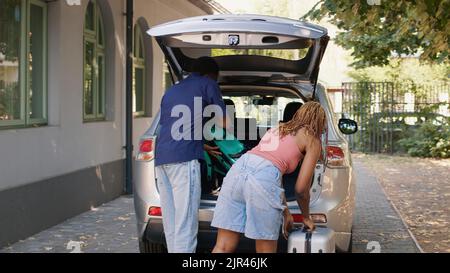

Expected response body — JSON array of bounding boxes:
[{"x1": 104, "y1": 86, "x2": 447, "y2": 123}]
[{"x1": 303, "y1": 0, "x2": 450, "y2": 67}]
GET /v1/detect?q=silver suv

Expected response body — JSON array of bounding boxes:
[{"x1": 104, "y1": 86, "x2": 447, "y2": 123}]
[{"x1": 133, "y1": 14, "x2": 357, "y2": 253}]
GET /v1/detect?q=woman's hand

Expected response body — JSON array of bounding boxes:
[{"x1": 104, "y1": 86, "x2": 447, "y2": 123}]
[
  {"x1": 282, "y1": 209, "x2": 294, "y2": 240},
  {"x1": 303, "y1": 216, "x2": 316, "y2": 231}
]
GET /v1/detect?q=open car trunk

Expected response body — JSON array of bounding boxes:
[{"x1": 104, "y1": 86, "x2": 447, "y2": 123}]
[
  {"x1": 199, "y1": 138, "x2": 324, "y2": 205},
  {"x1": 147, "y1": 14, "x2": 329, "y2": 84},
  {"x1": 198, "y1": 84, "x2": 325, "y2": 205},
  {"x1": 147, "y1": 15, "x2": 329, "y2": 205}
]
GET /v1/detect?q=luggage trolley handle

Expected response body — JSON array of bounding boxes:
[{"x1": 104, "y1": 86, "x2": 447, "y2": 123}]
[
  {"x1": 291, "y1": 226, "x2": 314, "y2": 253},
  {"x1": 303, "y1": 227, "x2": 313, "y2": 253}
]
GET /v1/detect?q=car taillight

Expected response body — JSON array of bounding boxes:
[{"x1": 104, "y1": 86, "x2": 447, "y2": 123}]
[
  {"x1": 292, "y1": 214, "x2": 304, "y2": 223},
  {"x1": 291, "y1": 214, "x2": 327, "y2": 224},
  {"x1": 148, "y1": 206, "x2": 162, "y2": 216},
  {"x1": 326, "y1": 146, "x2": 346, "y2": 167},
  {"x1": 136, "y1": 138, "x2": 155, "y2": 161}
]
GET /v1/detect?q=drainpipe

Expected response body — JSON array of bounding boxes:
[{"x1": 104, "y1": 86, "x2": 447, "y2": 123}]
[{"x1": 125, "y1": 0, "x2": 133, "y2": 194}]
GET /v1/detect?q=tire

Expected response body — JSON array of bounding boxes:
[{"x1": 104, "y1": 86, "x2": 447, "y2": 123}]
[
  {"x1": 335, "y1": 230, "x2": 353, "y2": 253},
  {"x1": 336, "y1": 230, "x2": 353, "y2": 253},
  {"x1": 347, "y1": 231, "x2": 353, "y2": 253},
  {"x1": 139, "y1": 240, "x2": 168, "y2": 253}
]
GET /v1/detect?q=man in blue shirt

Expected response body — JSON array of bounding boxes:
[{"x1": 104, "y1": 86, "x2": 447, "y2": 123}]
[{"x1": 155, "y1": 57, "x2": 228, "y2": 253}]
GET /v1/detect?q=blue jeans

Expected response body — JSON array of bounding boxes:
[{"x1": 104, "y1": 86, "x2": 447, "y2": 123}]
[{"x1": 155, "y1": 160, "x2": 201, "y2": 253}]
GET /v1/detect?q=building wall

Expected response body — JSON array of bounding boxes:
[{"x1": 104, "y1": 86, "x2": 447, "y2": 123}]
[{"x1": 0, "y1": 0, "x2": 208, "y2": 248}]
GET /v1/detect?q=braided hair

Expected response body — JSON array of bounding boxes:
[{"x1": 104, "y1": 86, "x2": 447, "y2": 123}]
[{"x1": 278, "y1": 101, "x2": 326, "y2": 139}]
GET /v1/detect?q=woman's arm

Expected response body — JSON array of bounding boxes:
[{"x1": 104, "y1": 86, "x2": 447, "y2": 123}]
[
  {"x1": 295, "y1": 137, "x2": 321, "y2": 229},
  {"x1": 282, "y1": 193, "x2": 293, "y2": 239}
]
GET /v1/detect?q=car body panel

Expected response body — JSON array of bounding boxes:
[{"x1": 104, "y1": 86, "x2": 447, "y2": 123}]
[
  {"x1": 133, "y1": 83, "x2": 356, "y2": 252},
  {"x1": 147, "y1": 14, "x2": 329, "y2": 83},
  {"x1": 147, "y1": 15, "x2": 328, "y2": 39}
]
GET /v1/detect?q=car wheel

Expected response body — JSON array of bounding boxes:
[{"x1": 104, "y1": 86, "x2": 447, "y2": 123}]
[
  {"x1": 347, "y1": 231, "x2": 353, "y2": 253},
  {"x1": 335, "y1": 230, "x2": 353, "y2": 253},
  {"x1": 139, "y1": 240, "x2": 168, "y2": 253}
]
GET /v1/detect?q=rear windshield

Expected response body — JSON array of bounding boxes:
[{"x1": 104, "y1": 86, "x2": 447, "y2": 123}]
[
  {"x1": 181, "y1": 48, "x2": 310, "y2": 61},
  {"x1": 223, "y1": 95, "x2": 304, "y2": 128}
]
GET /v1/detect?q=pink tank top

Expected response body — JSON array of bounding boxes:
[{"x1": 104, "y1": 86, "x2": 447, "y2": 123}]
[{"x1": 248, "y1": 128, "x2": 304, "y2": 174}]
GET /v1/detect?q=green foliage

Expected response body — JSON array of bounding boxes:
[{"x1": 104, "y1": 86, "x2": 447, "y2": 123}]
[
  {"x1": 398, "y1": 119, "x2": 450, "y2": 158},
  {"x1": 304, "y1": 0, "x2": 450, "y2": 68},
  {"x1": 0, "y1": 0, "x2": 21, "y2": 62},
  {"x1": 211, "y1": 48, "x2": 306, "y2": 60},
  {"x1": 349, "y1": 58, "x2": 449, "y2": 85},
  {"x1": 0, "y1": 80, "x2": 20, "y2": 120}
]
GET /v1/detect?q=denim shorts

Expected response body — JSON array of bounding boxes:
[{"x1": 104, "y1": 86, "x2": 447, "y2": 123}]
[{"x1": 211, "y1": 153, "x2": 285, "y2": 240}]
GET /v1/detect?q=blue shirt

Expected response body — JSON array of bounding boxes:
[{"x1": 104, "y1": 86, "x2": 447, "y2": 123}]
[{"x1": 155, "y1": 73, "x2": 226, "y2": 166}]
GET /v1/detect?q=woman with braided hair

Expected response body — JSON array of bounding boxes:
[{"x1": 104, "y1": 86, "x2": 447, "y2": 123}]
[{"x1": 211, "y1": 101, "x2": 327, "y2": 253}]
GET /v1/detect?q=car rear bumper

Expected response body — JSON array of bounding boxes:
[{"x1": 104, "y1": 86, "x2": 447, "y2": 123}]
[{"x1": 144, "y1": 218, "x2": 289, "y2": 253}]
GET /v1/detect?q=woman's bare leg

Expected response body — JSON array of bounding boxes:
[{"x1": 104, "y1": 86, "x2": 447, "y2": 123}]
[
  {"x1": 255, "y1": 240, "x2": 278, "y2": 253},
  {"x1": 212, "y1": 229, "x2": 241, "y2": 253}
]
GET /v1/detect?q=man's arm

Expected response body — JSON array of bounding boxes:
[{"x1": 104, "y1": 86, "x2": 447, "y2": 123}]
[{"x1": 205, "y1": 81, "x2": 232, "y2": 133}]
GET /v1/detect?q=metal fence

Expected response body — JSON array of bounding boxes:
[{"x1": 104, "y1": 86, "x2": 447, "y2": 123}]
[{"x1": 341, "y1": 82, "x2": 450, "y2": 154}]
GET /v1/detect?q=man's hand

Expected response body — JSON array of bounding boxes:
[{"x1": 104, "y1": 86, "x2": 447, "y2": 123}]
[
  {"x1": 282, "y1": 209, "x2": 294, "y2": 240},
  {"x1": 204, "y1": 144, "x2": 222, "y2": 156}
]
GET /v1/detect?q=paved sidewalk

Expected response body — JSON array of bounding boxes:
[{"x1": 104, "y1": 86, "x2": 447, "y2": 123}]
[
  {"x1": 0, "y1": 196, "x2": 138, "y2": 253},
  {"x1": 352, "y1": 160, "x2": 421, "y2": 253},
  {"x1": 354, "y1": 153, "x2": 449, "y2": 253},
  {"x1": 1, "y1": 161, "x2": 421, "y2": 253}
]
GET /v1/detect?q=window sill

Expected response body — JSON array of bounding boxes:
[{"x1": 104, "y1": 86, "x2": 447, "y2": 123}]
[
  {"x1": 83, "y1": 118, "x2": 107, "y2": 124},
  {"x1": 0, "y1": 123, "x2": 48, "y2": 131},
  {"x1": 133, "y1": 115, "x2": 152, "y2": 119},
  {"x1": 0, "y1": 124, "x2": 65, "y2": 136}
]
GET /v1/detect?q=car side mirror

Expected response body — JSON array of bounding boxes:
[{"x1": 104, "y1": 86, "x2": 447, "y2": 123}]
[{"x1": 338, "y1": 119, "x2": 358, "y2": 135}]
